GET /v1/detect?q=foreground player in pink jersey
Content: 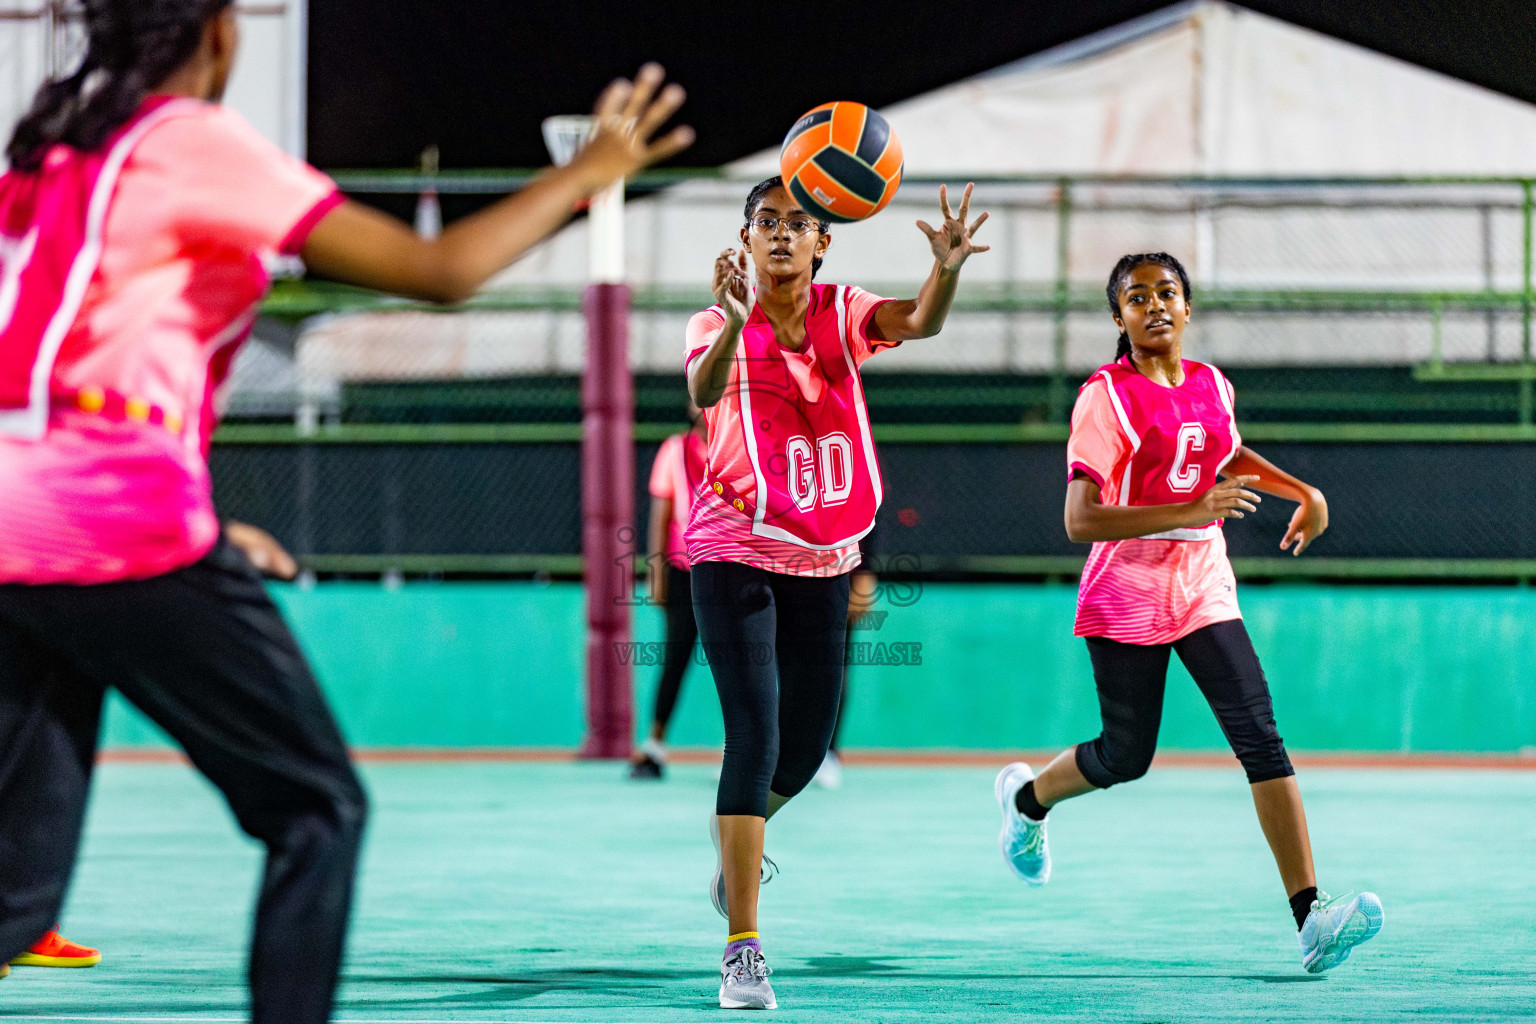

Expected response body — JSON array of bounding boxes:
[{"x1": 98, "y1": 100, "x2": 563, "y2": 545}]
[
  {"x1": 993, "y1": 252, "x2": 1383, "y2": 974},
  {"x1": 687, "y1": 177, "x2": 988, "y2": 1009},
  {"x1": 0, "y1": 2, "x2": 690, "y2": 1019}
]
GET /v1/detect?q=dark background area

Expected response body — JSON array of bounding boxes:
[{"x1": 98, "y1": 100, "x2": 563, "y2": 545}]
[
  {"x1": 309, "y1": 0, "x2": 1536, "y2": 172},
  {"x1": 212, "y1": 441, "x2": 1536, "y2": 563}
]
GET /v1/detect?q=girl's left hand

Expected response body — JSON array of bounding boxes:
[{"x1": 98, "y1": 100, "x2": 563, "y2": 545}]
[
  {"x1": 1281, "y1": 489, "x2": 1329, "y2": 556},
  {"x1": 917, "y1": 183, "x2": 990, "y2": 270}
]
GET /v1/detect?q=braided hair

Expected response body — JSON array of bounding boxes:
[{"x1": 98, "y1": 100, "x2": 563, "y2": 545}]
[
  {"x1": 6, "y1": 0, "x2": 231, "y2": 172},
  {"x1": 1105, "y1": 252, "x2": 1192, "y2": 359},
  {"x1": 743, "y1": 175, "x2": 829, "y2": 278}
]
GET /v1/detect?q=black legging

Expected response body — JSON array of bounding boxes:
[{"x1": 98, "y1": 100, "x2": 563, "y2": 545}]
[
  {"x1": 0, "y1": 537, "x2": 365, "y2": 1024},
  {"x1": 1076, "y1": 618, "x2": 1294, "y2": 788},
  {"x1": 691, "y1": 560, "x2": 851, "y2": 817},
  {"x1": 649, "y1": 563, "x2": 698, "y2": 733}
]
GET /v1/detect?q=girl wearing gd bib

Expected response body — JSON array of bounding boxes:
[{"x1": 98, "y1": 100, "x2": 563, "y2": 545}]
[
  {"x1": 993, "y1": 253, "x2": 1384, "y2": 974},
  {"x1": 686, "y1": 177, "x2": 988, "y2": 1009}
]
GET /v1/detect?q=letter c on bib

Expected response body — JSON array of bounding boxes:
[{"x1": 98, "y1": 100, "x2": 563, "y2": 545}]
[
  {"x1": 786, "y1": 435, "x2": 817, "y2": 511},
  {"x1": 1167, "y1": 422, "x2": 1206, "y2": 492}
]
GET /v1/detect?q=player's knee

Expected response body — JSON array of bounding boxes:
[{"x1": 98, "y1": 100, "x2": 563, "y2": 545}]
[
  {"x1": 1105, "y1": 748, "x2": 1155, "y2": 784},
  {"x1": 766, "y1": 747, "x2": 822, "y2": 801},
  {"x1": 329, "y1": 769, "x2": 369, "y2": 844},
  {"x1": 1078, "y1": 734, "x2": 1156, "y2": 788},
  {"x1": 1220, "y1": 707, "x2": 1293, "y2": 784},
  {"x1": 265, "y1": 766, "x2": 368, "y2": 857}
]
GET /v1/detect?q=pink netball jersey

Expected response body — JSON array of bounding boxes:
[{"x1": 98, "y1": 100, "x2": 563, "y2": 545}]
[
  {"x1": 650, "y1": 429, "x2": 707, "y2": 569},
  {"x1": 683, "y1": 283, "x2": 894, "y2": 577},
  {"x1": 0, "y1": 96, "x2": 340, "y2": 584},
  {"x1": 1067, "y1": 355, "x2": 1244, "y2": 644}
]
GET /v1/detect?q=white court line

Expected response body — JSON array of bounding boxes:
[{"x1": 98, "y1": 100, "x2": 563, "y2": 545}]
[{"x1": 0, "y1": 1018, "x2": 736, "y2": 1024}]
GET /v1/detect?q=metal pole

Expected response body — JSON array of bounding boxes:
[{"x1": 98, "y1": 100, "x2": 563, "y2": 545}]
[
  {"x1": 1048, "y1": 179, "x2": 1073, "y2": 422},
  {"x1": 579, "y1": 183, "x2": 634, "y2": 759}
]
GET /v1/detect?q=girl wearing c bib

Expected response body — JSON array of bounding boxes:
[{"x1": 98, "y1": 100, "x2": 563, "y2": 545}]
[
  {"x1": 993, "y1": 252, "x2": 1383, "y2": 975},
  {"x1": 687, "y1": 176, "x2": 988, "y2": 1009}
]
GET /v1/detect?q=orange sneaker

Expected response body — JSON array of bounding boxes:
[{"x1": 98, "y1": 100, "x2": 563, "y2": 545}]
[{"x1": 10, "y1": 928, "x2": 101, "y2": 968}]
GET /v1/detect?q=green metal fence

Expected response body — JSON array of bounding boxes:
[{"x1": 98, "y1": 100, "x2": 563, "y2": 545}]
[{"x1": 219, "y1": 173, "x2": 1536, "y2": 578}]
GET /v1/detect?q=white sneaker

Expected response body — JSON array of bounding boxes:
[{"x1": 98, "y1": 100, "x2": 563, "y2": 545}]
[
  {"x1": 709, "y1": 814, "x2": 778, "y2": 920},
  {"x1": 1299, "y1": 890, "x2": 1384, "y2": 973},
  {"x1": 628, "y1": 738, "x2": 667, "y2": 780},
  {"x1": 812, "y1": 750, "x2": 843, "y2": 790},
  {"x1": 994, "y1": 762, "x2": 1050, "y2": 885},
  {"x1": 719, "y1": 945, "x2": 776, "y2": 1009}
]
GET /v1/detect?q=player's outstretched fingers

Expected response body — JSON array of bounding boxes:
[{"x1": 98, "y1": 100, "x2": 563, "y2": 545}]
[
  {"x1": 956, "y1": 182, "x2": 973, "y2": 223},
  {"x1": 969, "y1": 210, "x2": 990, "y2": 236},
  {"x1": 593, "y1": 77, "x2": 633, "y2": 119},
  {"x1": 622, "y1": 63, "x2": 666, "y2": 121},
  {"x1": 939, "y1": 184, "x2": 954, "y2": 221},
  {"x1": 644, "y1": 125, "x2": 695, "y2": 164},
  {"x1": 637, "y1": 82, "x2": 686, "y2": 139}
]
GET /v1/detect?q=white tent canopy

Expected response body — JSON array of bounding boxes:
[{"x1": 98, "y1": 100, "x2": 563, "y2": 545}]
[
  {"x1": 733, "y1": 0, "x2": 1536, "y2": 178},
  {"x1": 291, "y1": 0, "x2": 1536, "y2": 394}
]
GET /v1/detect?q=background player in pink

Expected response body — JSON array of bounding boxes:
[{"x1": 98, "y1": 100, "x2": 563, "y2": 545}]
[
  {"x1": 628, "y1": 402, "x2": 708, "y2": 779},
  {"x1": 0, "y1": 2, "x2": 690, "y2": 1018},
  {"x1": 686, "y1": 176, "x2": 988, "y2": 1009},
  {"x1": 992, "y1": 252, "x2": 1383, "y2": 975}
]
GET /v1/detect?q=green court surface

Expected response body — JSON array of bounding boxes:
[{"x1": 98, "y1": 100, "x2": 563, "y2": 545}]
[{"x1": 6, "y1": 761, "x2": 1534, "y2": 1023}]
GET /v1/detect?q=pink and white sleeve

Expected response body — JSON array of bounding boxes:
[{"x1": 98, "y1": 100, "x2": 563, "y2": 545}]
[
  {"x1": 845, "y1": 286, "x2": 897, "y2": 365},
  {"x1": 685, "y1": 308, "x2": 726, "y2": 375},
  {"x1": 138, "y1": 105, "x2": 341, "y2": 256},
  {"x1": 1066, "y1": 380, "x2": 1132, "y2": 489}
]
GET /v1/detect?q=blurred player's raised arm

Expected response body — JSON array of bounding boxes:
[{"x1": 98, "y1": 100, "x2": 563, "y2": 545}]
[{"x1": 301, "y1": 63, "x2": 693, "y2": 305}]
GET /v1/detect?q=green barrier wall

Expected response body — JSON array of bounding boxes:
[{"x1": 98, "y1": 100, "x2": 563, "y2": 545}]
[{"x1": 103, "y1": 582, "x2": 1536, "y2": 752}]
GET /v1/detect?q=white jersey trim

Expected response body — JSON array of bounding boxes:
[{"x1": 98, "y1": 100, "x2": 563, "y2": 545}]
[
  {"x1": 1094, "y1": 369, "x2": 1141, "y2": 453},
  {"x1": 1139, "y1": 525, "x2": 1221, "y2": 542},
  {"x1": 0, "y1": 99, "x2": 200, "y2": 441}
]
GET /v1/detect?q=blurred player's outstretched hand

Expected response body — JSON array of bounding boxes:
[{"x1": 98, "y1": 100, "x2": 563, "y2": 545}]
[{"x1": 571, "y1": 63, "x2": 695, "y2": 195}]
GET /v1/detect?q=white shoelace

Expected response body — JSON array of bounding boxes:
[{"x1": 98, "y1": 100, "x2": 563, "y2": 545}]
[{"x1": 725, "y1": 947, "x2": 773, "y2": 983}]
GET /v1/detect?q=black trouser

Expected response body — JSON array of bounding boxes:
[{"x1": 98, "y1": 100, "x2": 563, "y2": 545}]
[
  {"x1": 649, "y1": 564, "x2": 697, "y2": 734},
  {"x1": 1076, "y1": 618, "x2": 1294, "y2": 788},
  {"x1": 0, "y1": 537, "x2": 366, "y2": 1024},
  {"x1": 691, "y1": 560, "x2": 850, "y2": 817}
]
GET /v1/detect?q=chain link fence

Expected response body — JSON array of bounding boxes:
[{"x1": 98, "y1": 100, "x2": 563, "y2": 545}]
[{"x1": 214, "y1": 175, "x2": 1536, "y2": 575}]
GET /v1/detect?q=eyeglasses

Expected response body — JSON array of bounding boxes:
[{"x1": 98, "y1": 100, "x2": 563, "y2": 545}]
[{"x1": 748, "y1": 215, "x2": 822, "y2": 237}]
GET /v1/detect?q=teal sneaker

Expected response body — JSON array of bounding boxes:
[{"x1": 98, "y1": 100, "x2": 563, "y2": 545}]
[
  {"x1": 1299, "y1": 890, "x2": 1384, "y2": 973},
  {"x1": 994, "y1": 762, "x2": 1050, "y2": 885},
  {"x1": 709, "y1": 815, "x2": 778, "y2": 919}
]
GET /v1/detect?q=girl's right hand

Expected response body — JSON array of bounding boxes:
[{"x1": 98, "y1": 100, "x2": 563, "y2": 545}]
[
  {"x1": 570, "y1": 64, "x2": 695, "y2": 195},
  {"x1": 1188, "y1": 475, "x2": 1261, "y2": 524},
  {"x1": 713, "y1": 249, "x2": 750, "y2": 324}
]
